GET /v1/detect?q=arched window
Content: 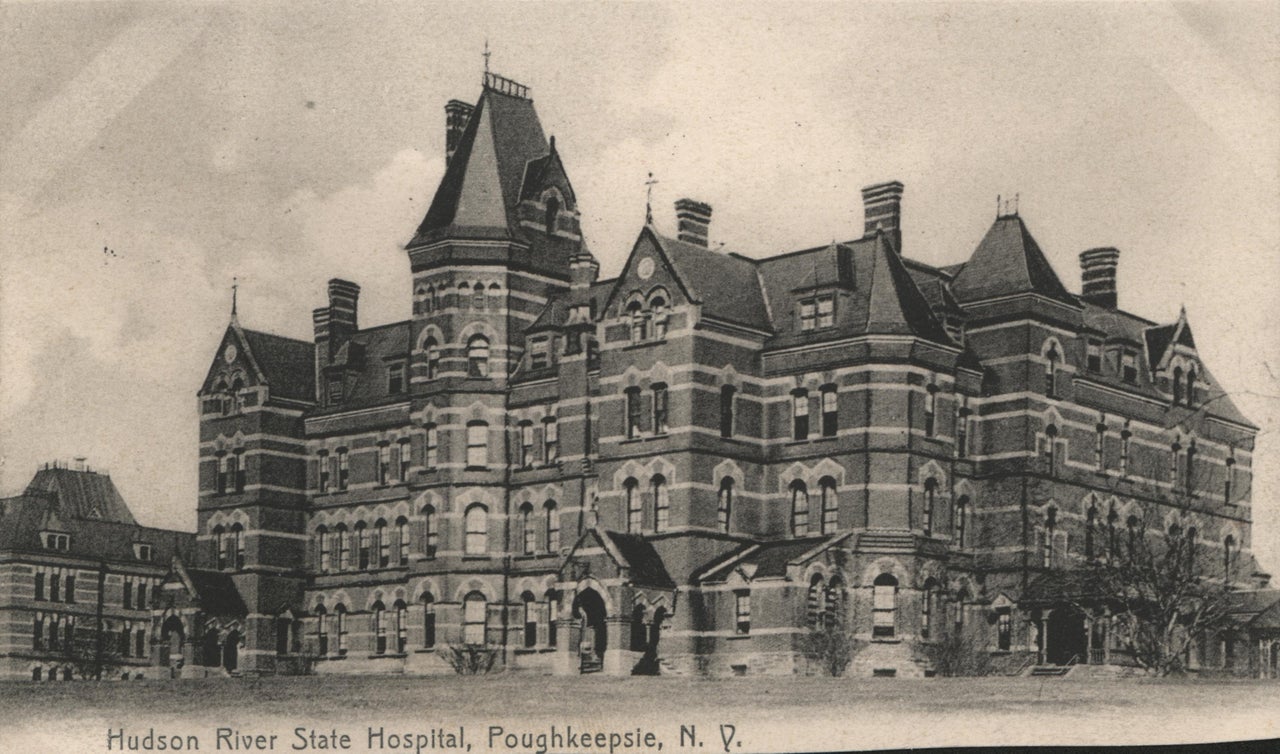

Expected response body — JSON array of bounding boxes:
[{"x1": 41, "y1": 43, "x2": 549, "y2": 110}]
[
  {"x1": 1185, "y1": 527, "x2": 1198, "y2": 574},
  {"x1": 924, "y1": 384, "x2": 938, "y2": 436},
  {"x1": 424, "y1": 337, "x2": 440, "y2": 379},
  {"x1": 1126, "y1": 515, "x2": 1140, "y2": 557},
  {"x1": 394, "y1": 600, "x2": 408, "y2": 653},
  {"x1": 524, "y1": 592, "x2": 540, "y2": 648},
  {"x1": 806, "y1": 575, "x2": 825, "y2": 628},
  {"x1": 372, "y1": 601, "x2": 387, "y2": 654},
  {"x1": 1106, "y1": 505, "x2": 1119, "y2": 560},
  {"x1": 625, "y1": 478, "x2": 641, "y2": 533},
  {"x1": 922, "y1": 478, "x2": 937, "y2": 536},
  {"x1": 1044, "y1": 424, "x2": 1059, "y2": 474},
  {"x1": 1043, "y1": 505, "x2": 1057, "y2": 568},
  {"x1": 819, "y1": 477, "x2": 838, "y2": 535},
  {"x1": 921, "y1": 579, "x2": 938, "y2": 640},
  {"x1": 544, "y1": 195, "x2": 560, "y2": 233},
  {"x1": 872, "y1": 574, "x2": 898, "y2": 639},
  {"x1": 1085, "y1": 503, "x2": 1098, "y2": 560},
  {"x1": 821, "y1": 385, "x2": 838, "y2": 437},
  {"x1": 315, "y1": 605, "x2": 329, "y2": 655},
  {"x1": 463, "y1": 592, "x2": 487, "y2": 645},
  {"x1": 472, "y1": 282, "x2": 485, "y2": 310},
  {"x1": 334, "y1": 524, "x2": 349, "y2": 570},
  {"x1": 520, "y1": 502, "x2": 535, "y2": 555},
  {"x1": 1185, "y1": 441, "x2": 1197, "y2": 495},
  {"x1": 1185, "y1": 366, "x2": 1197, "y2": 408},
  {"x1": 395, "y1": 516, "x2": 410, "y2": 566},
  {"x1": 1172, "y1": 366, "x2": 1184, "y2": 405},
  {"x1": 213, "y1": 526, "x2": 226, "y2": 570},
  {"x1": 719, "y1": 385, "x2": 735, "y2": 438},
  {"x1": 824, "y1": 576, "x2": 845, "y2": 631},
  {"x1": 354, "y1": 522, "x2": 369, "y2": 569},
  {"x1": 651, "y1": 297, "x2": 667, "y2": 339},
  {"x1": 628, "y1": 301, "x2": 647, "y2": 342},
  {"x1": 467, "y1": 335, "x2": 490, "y2": 378},
  {"x1": 790, "y1": 480, "x2": 809, "y2": 536},
  {"x1": 1224, "y1": 535, "x2": 1236, "y2": 585},
  {"x1": 717, "y1": 478, "x2": 733, "y2": 533},
  {"x1": 422, "y1": 505, "x2": 438, "y2": 557},
  {"x1": 335, "y1": 604, "x2": 348, "y2": 654},
  {"x1": 458, "y1": 282, "x2": 471, "y2": 310},
  {"x1": 466, "y1": 422, "x2": 488, "y2": 467},
  {"x1": 544, "y1": 501, "x2": 560, "y2": 552},
  {"x1": 651, "y1": 383, "x2": 669, "y2": 435},
  {"x1": 625, "y1": 387, "x2": 642, "y2": 439},
  {"x1": 317, "y1": 526, "x2": 331, "y2": 572},
  {"x1": 421, "y1": 593, "x2": 436, "y2": 648},
  {"x1": 792, "y1": 390, "x2": 809, "y2": 441},
  {"x1": 1044, "y1": 344, "x2": 1060, "y2": 397},
  {"x1": 375, "y1": 518, "x2": 389, "y2": 567},
  {"x1": 464, "y1": 504, "x2": 488, "y2": 556},
  {"x1": 217, "y1": 454, "x2": 229, "y2": 495},
  {"x1": 652, "y1": 475, "x2": 669, "y2": 533},
  {"x1": 230, "y1": 523, "x2": 245, "y2": 569},
  {"x1": 954, "y1": 496, "x2": 969, "y2": 549}
]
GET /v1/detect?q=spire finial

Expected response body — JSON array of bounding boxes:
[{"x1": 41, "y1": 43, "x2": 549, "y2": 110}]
[
  {"x1": 483, "y1": 38, "x2": 491, "y2": 75},
  {"x1": 644, "y1": 171, "x2": 659, "y2": 225},
  {"x1": 996, "y1": 194, "x2": 1001, "y2": 219},
  {"x1": 231, "y1": 276, "x2": 239, "y2": 318}
]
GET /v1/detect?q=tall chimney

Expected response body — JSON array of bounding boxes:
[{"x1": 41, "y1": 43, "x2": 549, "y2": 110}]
[
  {"x1": 326, "y1": 279, "x2": 360, "y2": 351},
  {"x1": 445, "y1": 100, "x2": 474, "y2": 166},
  {"x1": 861, "y1": 181, "x2": 904, "y2": 250},
  {"x1": 1079, "y1": 247, "x2": 1120, "y2": 309},
  {"x1": 674, "y1": 199, "x2": 712, "y2": 247}
]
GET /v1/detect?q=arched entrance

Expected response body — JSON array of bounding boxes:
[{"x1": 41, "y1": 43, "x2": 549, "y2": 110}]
[
  {"x1": 160, "y1": 616, "x2": 184, "y2": 668},
  {"x1": 572, "y1": 588, "x2": 607, "y2": 673},
  {"x1": 222, "y1": 630, "x2": 240, "y2": 673},
  {"x1": 1044, "y1": 608, "x2": 1086, "y2": 665},
  {"x1": 201, "y1": 630, "x2": 222, "y2": 667}
]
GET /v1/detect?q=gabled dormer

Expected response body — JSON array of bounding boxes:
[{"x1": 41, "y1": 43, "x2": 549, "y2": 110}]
[{"x1": 516, "y1": 137, "x2": 581, "y2": 241}]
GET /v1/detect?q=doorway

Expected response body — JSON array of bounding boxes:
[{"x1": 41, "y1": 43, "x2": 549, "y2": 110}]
[{"x1": 572, "y1": 588, "x2": 607, "y2": 673}]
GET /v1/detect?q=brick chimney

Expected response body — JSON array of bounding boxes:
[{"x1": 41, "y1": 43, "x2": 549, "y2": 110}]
[
  {"x1": 445, "y1": 100, "x2": 474, "y2": 166},
  {"x1": 570, "y1": 252, "x2": 600, "y2": 290},
  {"x1": 861, "y1": 181, "x2": 904, "y2": 250},
  {"x1": 674, "y1": 199, "x2": 712, "y2": 247},
  {"x1": 1079, "y1": 247, "x2": 1119, "y2": 309}
]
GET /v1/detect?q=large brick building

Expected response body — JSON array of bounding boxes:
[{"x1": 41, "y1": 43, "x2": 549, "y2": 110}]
[{"x1": 169, "y1": 71, "x2": 1271, "y2": 678}]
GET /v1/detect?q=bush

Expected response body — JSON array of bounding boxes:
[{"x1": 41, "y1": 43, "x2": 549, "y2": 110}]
[
  {"x1": 927, "y1": 632, "x2": 993, "y2": 677},
  {"x1": 438, "y1": 645, "x2": 499, "y2": 675},
  {"x1": 804, "y1": 628, "x2": 864, "y2": 677}
]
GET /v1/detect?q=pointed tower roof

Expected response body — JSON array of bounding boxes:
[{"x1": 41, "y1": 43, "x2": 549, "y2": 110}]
[
  {"x1": 25, "y1": 466, "x2": 136, "y2": 524},
  {"x1": 951, "y1": 215, "x2": 1075, "y2": 305},
  {"x1": 410, "y1": 76, "x2": 549, "y2": 245},
  {"x1": 861, "y1": 232, "x2": 954, "y2": 342}
]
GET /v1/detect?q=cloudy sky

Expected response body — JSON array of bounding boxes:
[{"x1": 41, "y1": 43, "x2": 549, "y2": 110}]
[{"x1": 2, "y1": 2, "x2": 1278, "y2": 565}]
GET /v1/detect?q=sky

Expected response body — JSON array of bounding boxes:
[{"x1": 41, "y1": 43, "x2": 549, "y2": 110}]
[{"x1": 1, "y1": 2, "x2": 1278, "y2": 567}]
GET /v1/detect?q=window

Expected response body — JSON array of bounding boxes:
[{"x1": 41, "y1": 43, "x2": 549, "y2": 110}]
[
  {"x1": 652, "y1": 384, "x2": 669, "y2": 435},
  {"x1": 425, "y1": 425, "x2": 438, "y2": 470},
  {"x1": 424, "y1": 338, "x2": 440, "y2": 379},
  {"x1": 231, "y1": 524, "x2": 245, "y2": 569},
  {"x1": 1044, "y1": 343, "x2": 1060, "y2": 397},
  {"x1": 956, "y1": 408, "x2": 969, "y2": 458},
  {"x1": 1095, "y1": 422, "x2": 1107, "y2": 470},
  {"x1": 922, "y1": 478, "x2": 937, "y2": 536},
  {"x1": 376, "y1": 519, "x2": 390, "y2": 568},
  {"x1": 327, "y1": 378, "x2": 343, "y2": 404},
  {"x1": 467, "y1": 335, "x2": 490, "y2": 378},
  {"x1": 1126, "y1": 515, "x2": 1140, "y2": 557},
  {"x1": 872, "y1": 574, "x2": 898, "y2": 639},
  {"x1": 717, "y1": 478, "x2": 733, "y2": 533},
  {"x1": 819, "y1": 477, "x2": 838, "y2": 535},
  {"x1": 32, "y1": 616, "x2": 42, "y2": 651},
  {"x1": 1106, "y1": 507, "x2": 1119, "y2": 560},
  {"x1": 422, "y1": 506, "x2": 438, "y2": 558},
  {"x1": 335, "y1": 524, "x2": 349, "y2": 570},
  {"x1": 123, "y1": 580, "x2": 133, "y2": 610},
  {"x1": 463, "y1": 592, "x2": 487, "y2": 645},
  {"x1": 355, "y1": 522, "x2": 369, "y2": 570},
  {"x1": 395, "y1": 602, "x2": 408, "y2": 653},
  {"x1": 1086, "y1": 340, "x2": 1102, "y2": 373},
  {"x1": 652, "y1": 475, "x2": 669, "y2": 533},
  {"x1": 1170, "y1": 442, "x2": 1181, "y2": 486},
  {"x1": 214, "y1": 526, "x2": 227, "y2": 570},
  {"x1": 920, "y1": 582, "x2": 936, "y2": 640},
  {"x1": 233, "y1": 451, "x2": 246, "y2": 493},
  {"x1": 34, "y1": 570, "x2": 44, "y2": 601},
  {"x1": 544, "y1": 195, "x2": 560, "y2": 233},
  {"x1": 217, "y1": 455, "x2": 228, "y2": 495},
  {"x1": 337, "y1": 449, "x2": 349, "y2": 491},
  {"x1": 464, "y1": 504, "x2": 488, "y2": 555},
  {"x1": 373, "y1": 603, "x2": 387, "y2": 654},
  {"x1": 520, "y1": 503, "x2": 535, "y2": 555},
  {"x1": 318, "y1": 527, "x2": 331, "y2": 571},
  {"x1": 519, "y1": 422, "x2": 534, "y2": 468},
  {"x1": 545, "y1": 501, "x2": 560, "y2": 552},
  {"x1": 625, "y1": 387, "x2": 642, "y2": 439},
  {"x1": 628, "y1": 301, "x2": 647, "y2": 342},
  {"x1": 625, "y1": 478, "x2": 642, "y2": 533},
  {"x1": 466, "y1": 422, "x2": 488, "y2": 468},
  {"x1": 1185, "y1": 527, "x2": 1198, "y2": 574},
  {"x1": 336, "y1": 605, "x2": 348, "y2": 655},
  {"x1": 1224, "y1": 535, "x2": 1235, "y2": 585},
  {"x1": 522, "y1": 593, "x2": 539, "y2": 648},
  {"x1": 1043, "y1": 425, "x2": 1058, "y2": 475},
  {"x1": 719, "y1": 386, "x2": 735, "y2": 439},
  {"x1": 734, "y1": 591, "x2": 751, "y2": 635},
  {"x1": 1172, "y1": 366, "x2": 1184, "y2": 405},
  {"x1": 1085, "y1": 505, "x2": 1097, "y2": 560},
  {"x1": 924, "y1": 385, "x2": 937, "y2": 437},
  {"x1": 799, "y1": 299, "x2": 816, "y2": 331},
  {"x1": 378, "y1": 444, "x2": 391, "y2": 486},
  {"x1": 318, "y1": 452, "x2": 330, "y2": 493},
  {"x1": 1120, "y1": 428, "x2": 1131, "y2": 476},
  {"x1": 472, "y1": 282, "x2": 485, "y2": 310},
  {"x1": 1042, "y1": 506, "x2": 1057, "y2": 568},
  {"x1": 997, "y1": 611, "x2": 1012, "y2": 651},
  {"x1": 543, "y1": 418, "x2": 558, "y2": 464},
  {"x1": 135, "y1": 628, "x2": 144, "y2": 658},
  {"x1": 398, "y1": 440, "x2": 410, "y2": 482},
  {"x1": 546, "y1": 593, "x2": 559, "y2": 648},
  {"x1": 1185, "y1": 441, "x2": 1197, "y2": 495},
  {"x1": 954, "y1": 496, "x2": 969, "y2": 549},
  {"x1": 821, "y1": 386, "x2": 838, "y2": 437},
  {"x1": 396, "y1": 517, "x2": 409, "y2": 565},
  {"x1": 133, "y1": 579, "x2": 142, "y2": 609},
  {"x1": 651, "y1": 297, "x2": 668, "y2": 339},
  {"x1": 790, "y1": 480, "x2": 809, "y2": 536},
  {"x1": 1185, "y1": 366, "x2": 1197, "y2": 408},
  {"x1": 807, "y1": 576, "x2": 825, "y2": 628},
  {"x1": 421, "y1": 595, "x2": 436, "y2": 648},
  {"x1": 792, "y1": 390, "x2": 809, "y2": 441},
  {"x1": 816, "y1": 295, "x2": 834, "y2": 328},
  {"x1": 1122, "y1": 351, "x2": 1138, "y2": 384},
  {"x1": 1224, "y1": 457, "x2": 1236, "y2": 505},
  {"x1": 529, "y1": 337, "x2": 549, "y2": 370},
  {"x1": 388, "y1": 363, "x2": 405, "y2": 395}
]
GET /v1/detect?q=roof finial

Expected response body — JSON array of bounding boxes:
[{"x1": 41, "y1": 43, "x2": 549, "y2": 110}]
[
  {"x1": 644, "y1": 171, "x2": 659, "y2": 225},
  {"x1": 231, "y1": 276, "x2": 239, "y2": 320},
  {"x1": 483, "y1": 38, "x2": 491, "y2": 75},
  {"x1": 996, "y1": 194, "x2": 1001, "y2": 219},
  {"x1": 1014, "y1": 192, "x2": 1020, "y2": 217}
]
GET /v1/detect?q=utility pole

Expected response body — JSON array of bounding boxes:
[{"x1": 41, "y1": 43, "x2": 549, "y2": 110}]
[{"x1": 94, "y1": 560, "x2": 106, "y2": 680}]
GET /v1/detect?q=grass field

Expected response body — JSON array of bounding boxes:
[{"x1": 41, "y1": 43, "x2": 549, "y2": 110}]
[{"x1": 1, "y1": 674, "x2": 1277, "y2": 753}]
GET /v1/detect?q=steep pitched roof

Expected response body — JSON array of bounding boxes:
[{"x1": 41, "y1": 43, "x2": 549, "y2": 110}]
[
  {"x1": 696, "y1": 535, "x2": 847, "y2": 582},
  {"x1": 651, "y1": 231, "x2": 772, "y2": 331},
  {"x1": 950, "y1": 215, "x2": 1075, "y2": 305},
  {"x1": 411, "y1": 86, "x2": 549, "y2": 244},
  {"x1": 862, "y1": 233, "x2": 954, "y2": 340},
  {"x1": 240, "y1": 328, "x2": 315, "y2": 402},
  {"x1": 601, "y1": 531, "x2": 676, "y2": 589},
  {"x1": 314, "y1": 321, "x2": 412, "y2": 412},
  {"x1": 0, "y1": 492, "x2": 193, "y2": 563},
  {"x1": 24, "y1": 467, "x2": 136, "y2": 524},
  {"x1": 187, "y1": 569, "x2": 249, "y2": 616}
]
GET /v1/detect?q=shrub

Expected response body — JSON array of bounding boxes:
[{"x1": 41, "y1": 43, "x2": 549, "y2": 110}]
[
  {"x1": 805, "y1": 628, "x2": 864, "y2": 677},
  {"x1": 927, "y1": 632, "x2": 993, "y2": 677},
  {"x1": 438, "y1": 645, "x2": 498, "y2": 675}
]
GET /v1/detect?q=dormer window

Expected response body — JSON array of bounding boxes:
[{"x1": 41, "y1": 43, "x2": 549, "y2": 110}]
[
  {"x1": 799, "y1": 300, "x2": 815, "y2": 331},
  {"x1": 529, "y1": 337, "x2": 550, "y2": 370},
  {"x1": 42, "y1": 532, "x2": 70, "y2": 551},
  {"x1": 1086, "y1": 340, "x2": 1102, "y2": 373},
  {"x1": 544, "y1": 195, "x2": 560, "y2": 233},
  {"x1": 327, "y1": 378, "x2": 343, "y2": 404},
  {"x1": 1121, "y1": 351, "x2": 1138, "y2": 384},
  {"x1": 387, "y1": 363, "x2": 405, "y2": 395},
  {"x1": 799, "y1": 295, "x2": 834, "y2": 331},
  {"x1": 133, "y1": 543, "x2": 153, "y2": 561}
]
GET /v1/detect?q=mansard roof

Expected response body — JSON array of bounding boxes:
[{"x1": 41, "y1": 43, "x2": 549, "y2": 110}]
[
  {"x1": 950, "y1": 214, "x2": 1075, "y2": 305},
  {"x1": 25, "y1": 466, "x2": 136, "y2": 524},
  {"x1": 0, "y1": 489, "x2": 192, "y2": 563},
  {"x1": 411, "y1": 84, "x2": 550, "y2": 244},
  {"x1": 317, "y1": 320, "x2": 412, "y2": 411}
]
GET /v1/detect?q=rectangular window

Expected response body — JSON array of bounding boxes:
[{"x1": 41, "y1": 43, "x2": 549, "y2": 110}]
[
  {"x1": 34, "y1": 571, "x2": 44, "y2": 601},
  {"x1": 387, "y1": 363, "x2": 405, "y2": 394},
  {"x1": 529, "y1": 338, "x2": 549, "y2": 370},
  {"x1": 799, "y1": 300, "x2": 816, "y2": 331},
  {"x1": 466, "y1": 423, "x2": 488, "y2": 468},
  {"x1": 328, "y1": 378, "x2": 343, "y2": 404},
  {"x1": 956, "y1": 410, "x2": 969, "y2": 458},
  {"x1": 337, "y1": 450, "x2": 349, "y2": 490},
  {"x1": 378, "y1": 444, "x2": 391, "y2": 486},
  {"x1": 217, "y1": 456, "x2": 228, "y2": 495},
  {"x1": 735, "y1": 591, "x2": 751, "y2": 635},
  {"x1": 997, "y1": 611, "x2": 1012, "y2": 651},
  {"x1": 398, "y1": 441, "x2": 409, "y2": 482},
  {"x1": 792, "y1": 392, "x2": 809, "y2": 441},
  {"x1": 425, "y1": 426, "x2": 438, "y2": 470},
  {"x1": 232, "y1": 453, "x2": 245, "y2": 493},
  {"x1": 626, "y1": 388, "x2": 642, "y2": 439},
  {"x1": 1095, "y1": 424, "x2": 1106, "y2": 470},
  {"x1": 32, "y1": 615, "x2": 42, "y2": 651},
  {"x1": 520, "y1": 422, "x2": 534, "y2": 468},
  {"x1": 816, "y1": 296, "x2": 834, "y2": 328},
  {"x1": 135, "y1": 628, "x2": 145, "y2": 658},
  {"x1": 720, "y1": 386, "x2": 735, "y2": 439},
  {"x1": 543, "y1": 418, "x2": 558, "y2": 464},
  {"x1": 1087, "y1": 341, "x2": 1102, "y2": 373},
  {"x1": 318, "y1": 453, "x2": 330, "y2": 493},
  {"x1": 463, "y1": 599, "x2": 486, "y2": 646},
  {"x1": 924, "y1": 388, "x2": 937, "y2": 437},
  {"x1": 548, "y1": 598, "x2": 558, "y2": 648},
  {"x1": 652, "y1": 384, "x2": 669, "y2": 435},
  {"x1": 524, "y1": 602, "x2": 538, "y2": 648},
  {"x1": 821, "y1": 387, "x2": 838, "y2": 437},
  {"x1": 1122, "y1": 351, "x2": 1138, "y2": 384},
  {"x1": 49, "y1": 572, "x2": 60, "y2": 603},
  {"x1": 66, "y1": 573, "x2": 76, "y2": 604}
]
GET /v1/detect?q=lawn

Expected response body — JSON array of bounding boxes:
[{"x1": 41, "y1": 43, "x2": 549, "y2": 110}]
[{"x1": 1, "y1": 674, "x2": 1277, "y2": 753}]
